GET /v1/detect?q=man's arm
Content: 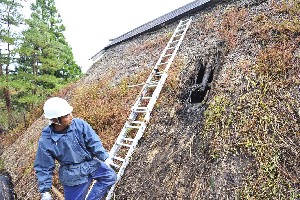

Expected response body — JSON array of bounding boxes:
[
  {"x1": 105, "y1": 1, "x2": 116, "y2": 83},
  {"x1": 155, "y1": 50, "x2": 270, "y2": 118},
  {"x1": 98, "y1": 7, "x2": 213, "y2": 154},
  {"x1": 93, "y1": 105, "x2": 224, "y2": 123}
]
[
  {"x1": 34, "y1": 141, "x2": 55, "y2": 193},
  {"x1": 82, "y1": 120, "x2": 109, "y2": 161}
]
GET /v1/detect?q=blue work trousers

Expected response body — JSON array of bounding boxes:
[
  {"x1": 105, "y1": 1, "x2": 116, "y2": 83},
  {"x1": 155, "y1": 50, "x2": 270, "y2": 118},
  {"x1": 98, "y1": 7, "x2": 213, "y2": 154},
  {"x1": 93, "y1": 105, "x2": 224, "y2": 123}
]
[{"x1": 63, "y1": 162, "x2": 117, "y2": 200}]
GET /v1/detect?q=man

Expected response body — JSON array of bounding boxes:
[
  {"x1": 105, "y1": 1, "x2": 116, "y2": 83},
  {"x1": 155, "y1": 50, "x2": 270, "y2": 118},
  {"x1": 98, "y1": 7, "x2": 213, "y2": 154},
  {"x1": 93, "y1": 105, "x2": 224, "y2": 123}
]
[{"x1": 34, "y1": 97, "x2": 116, "y2": 200}]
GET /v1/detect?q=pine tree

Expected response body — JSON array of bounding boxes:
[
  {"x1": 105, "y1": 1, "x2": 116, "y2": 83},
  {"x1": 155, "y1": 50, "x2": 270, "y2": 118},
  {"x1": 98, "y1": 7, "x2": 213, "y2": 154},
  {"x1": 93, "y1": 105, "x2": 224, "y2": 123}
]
[
  {"x1": 19, "y1": 0, "x2": 82, "y2": 80},
  {"x1": 0, "y1": 0, "x2": 83, "y2": 130},
  {"x1": 0, "y1": 0, "x2": 24, "y2": 129},
  {"x1": 16, "y1": 0, "x2": 82, "y2": 122}
]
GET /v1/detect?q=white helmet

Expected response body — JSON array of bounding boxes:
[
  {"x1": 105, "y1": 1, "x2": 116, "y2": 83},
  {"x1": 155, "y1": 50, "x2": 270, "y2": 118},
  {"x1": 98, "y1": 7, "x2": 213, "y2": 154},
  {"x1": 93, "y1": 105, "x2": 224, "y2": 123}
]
[{"x1": 43, "y1": 97, "x2": 73, "y2": 119}]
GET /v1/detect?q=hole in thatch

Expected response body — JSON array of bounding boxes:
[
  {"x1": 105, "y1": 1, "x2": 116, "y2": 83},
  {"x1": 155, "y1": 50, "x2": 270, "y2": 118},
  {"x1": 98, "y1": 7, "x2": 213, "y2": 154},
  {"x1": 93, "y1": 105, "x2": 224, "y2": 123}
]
[
  {"x1": 190, "y1": 60, "x2": 214, "y2": 103},
  {"x1": 195, "y1": 62, "x2": 206, "y2": 84}
]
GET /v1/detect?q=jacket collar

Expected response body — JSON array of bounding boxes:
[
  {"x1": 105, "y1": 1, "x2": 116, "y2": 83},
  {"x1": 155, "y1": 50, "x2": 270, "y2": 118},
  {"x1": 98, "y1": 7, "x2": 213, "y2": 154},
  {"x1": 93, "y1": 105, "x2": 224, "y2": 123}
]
[{"x1": 42, "y1": 119, "x2": 75, "y2": 142}]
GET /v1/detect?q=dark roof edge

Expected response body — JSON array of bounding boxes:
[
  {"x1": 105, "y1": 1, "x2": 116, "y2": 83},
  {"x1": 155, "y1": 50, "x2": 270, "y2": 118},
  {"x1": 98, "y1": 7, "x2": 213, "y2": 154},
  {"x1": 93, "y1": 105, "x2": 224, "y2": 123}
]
[{"x1": 90, "y1": 0, "x2": 220, "y2": 61}]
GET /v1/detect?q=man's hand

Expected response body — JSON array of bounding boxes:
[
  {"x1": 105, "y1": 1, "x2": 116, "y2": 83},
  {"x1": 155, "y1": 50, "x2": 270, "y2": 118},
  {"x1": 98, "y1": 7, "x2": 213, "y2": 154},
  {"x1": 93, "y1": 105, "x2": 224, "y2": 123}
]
[
  {"x1": 41, "y1": 191, "x2": 52, "y2": 200},
  {"x1": 104, "y1": 158, "x2": 114, "y2": 167}
]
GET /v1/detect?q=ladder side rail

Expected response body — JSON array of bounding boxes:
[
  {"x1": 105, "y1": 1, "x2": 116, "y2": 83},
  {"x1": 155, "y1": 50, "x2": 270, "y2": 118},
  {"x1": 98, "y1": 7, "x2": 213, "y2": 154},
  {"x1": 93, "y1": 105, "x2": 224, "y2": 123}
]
[
  {"x1": 143, "y1": 73, "x2": 168, "y2": 122},
  {"x1": 129, "y1": 77, "x2": 156, "y2": 114},
  {"x1": 163, "y1": 17, "x2": 192, "y2": 73},
  {"x1": 108, "y1": 124, "x2": 131, "y2": 157},
  {"x1": 129, "y1": 68, "x2": 163, "y2": 114},
  {"x1": 116, "y1": 123, "x2": 147, "y2": 180},
  {"x1": 150, "y1": 19, "x2": 186, "y2": 71},
  {"x1": 150, "y1": 17, "x2": 192, "y2": 82},
  {"x1": 107, "y1": 15, "x2": 191, "y2": 162},
  {"x1": 109, "y1": 106, "x2": 143, "y2": 157},
  {"x1": 152, "y1": 21, "x2": 185, "y2": 70},
  {"x1": 129, "y1": 18, "x2": 191, "y2": 106},
  {"x1": 105, "y1": 17, "x2": 193, "y2": 200},
  {"x1": 106, "y1": 123, "x2": 147, "y2": 200},
  {"x1": 143, "y1": 17, "x2": 193, "y2": 121}
]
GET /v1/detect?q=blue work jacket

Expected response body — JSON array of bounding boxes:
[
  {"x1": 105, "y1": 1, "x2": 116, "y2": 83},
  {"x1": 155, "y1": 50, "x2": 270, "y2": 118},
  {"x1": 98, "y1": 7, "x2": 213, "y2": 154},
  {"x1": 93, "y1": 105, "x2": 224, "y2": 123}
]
[{"x1": 34, "y1": 118, "x2": 109, "y2": 192}]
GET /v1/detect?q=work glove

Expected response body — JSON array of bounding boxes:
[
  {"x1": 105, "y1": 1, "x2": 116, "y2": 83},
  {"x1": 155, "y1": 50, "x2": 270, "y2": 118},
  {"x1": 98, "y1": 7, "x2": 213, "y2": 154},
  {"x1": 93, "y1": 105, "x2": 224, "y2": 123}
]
[
  {"x1": 104, "y1": 157, "x2": 114, "y2": 167},
  {"x1": 41, "y1": 191, "x2": 52, "y2": 200}
]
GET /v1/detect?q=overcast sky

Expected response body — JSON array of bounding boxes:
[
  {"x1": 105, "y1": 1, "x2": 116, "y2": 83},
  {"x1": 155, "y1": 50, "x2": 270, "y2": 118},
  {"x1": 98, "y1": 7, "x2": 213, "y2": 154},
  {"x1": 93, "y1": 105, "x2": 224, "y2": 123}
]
[{"x1": 26, "y1": 0, "x2": 195, "y2": 72}]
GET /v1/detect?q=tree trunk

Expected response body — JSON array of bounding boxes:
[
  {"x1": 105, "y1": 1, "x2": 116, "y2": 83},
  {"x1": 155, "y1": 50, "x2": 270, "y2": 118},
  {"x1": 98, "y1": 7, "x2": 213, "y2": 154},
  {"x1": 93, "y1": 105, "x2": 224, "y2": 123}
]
[
  {"x1": 3, "y1": 87, "x2": 12, "y2": 128},
  {"x1": 2, "y1": 42, "x2": 13, "y2": 129},
  {"x1": 4, "y1": 59, "x2": 12, "y2": 128}
]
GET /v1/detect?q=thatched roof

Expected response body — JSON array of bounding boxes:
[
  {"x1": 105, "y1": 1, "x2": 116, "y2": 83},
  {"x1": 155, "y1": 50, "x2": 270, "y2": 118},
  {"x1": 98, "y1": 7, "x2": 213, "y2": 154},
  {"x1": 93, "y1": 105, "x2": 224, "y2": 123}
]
[
  {"x1": 90, "y1": 0, "x2": 221, "y2": 61},
  {"x1": 1, "y1": 0, "x2": 299, "y2": 199}
]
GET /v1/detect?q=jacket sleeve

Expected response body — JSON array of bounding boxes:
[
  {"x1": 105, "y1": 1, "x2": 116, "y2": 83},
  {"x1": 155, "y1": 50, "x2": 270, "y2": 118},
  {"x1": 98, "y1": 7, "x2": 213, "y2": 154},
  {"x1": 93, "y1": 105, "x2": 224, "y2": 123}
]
[
  {"x1": 82, "y1": 120, "x2": 109, "y2": 161},
  {"x1": 34, "y1": 139, "x2": 55, "y2": 193}
]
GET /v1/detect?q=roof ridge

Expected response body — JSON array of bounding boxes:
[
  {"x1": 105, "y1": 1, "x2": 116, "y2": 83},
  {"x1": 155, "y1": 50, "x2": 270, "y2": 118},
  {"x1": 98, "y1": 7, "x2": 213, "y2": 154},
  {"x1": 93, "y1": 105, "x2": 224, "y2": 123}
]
[{"x1": 91, "y1": 0, "x2": 220, "y2": 61}]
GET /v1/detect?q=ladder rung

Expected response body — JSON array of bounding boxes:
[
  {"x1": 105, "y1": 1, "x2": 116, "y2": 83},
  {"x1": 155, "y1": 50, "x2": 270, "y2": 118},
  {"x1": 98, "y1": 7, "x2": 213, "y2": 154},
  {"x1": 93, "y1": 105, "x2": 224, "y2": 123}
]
[
  {"x1": 117, "y1": 142, "x2": 132, "y2": 148},
  {"x1": 113, "y1": 156, "x2": 125, "y2": 162},
  {"x1": 176, "y1": 28, "x2": 185, "y2": 32},
  {"x1": 149, "y1": 81, "x2": 159, "y2": 84},
  {"x1": 133, "y1": 106, "x2": 147, "y2": 110},
  {"x1": 154, "y1": 72, "x2": 164, "y2": 77},
  {"x1": 147, "y1": 84, "x2": 158, "y2": 88},
  {"x1": 141, "y1": 96, "x2": 151, "y2": 99},
  {"x1": 111, "y1": 163, "x2": 121, "y2": 168},
  {"x1": 170, "y1": 40, "x2": 180, "y2": 44},
  {"x1": 178, "y1": 24, "x2": 188, "y2": 29},
  {"x1": 127, "y1": 83, "x2": 145, "y2": 88},
  {"x1": 130, "y1": 120, "x2": 143, "y2": 124},
  {"x1": 148, "y1": 82, "x2": 158, "y2": 86},
  {"x1": 158, "y1": 62, "x2": 169, "y2": 65},
  {"x1": 124, "y1": 137, "x2": 134, "y2": 142},
  {"x1": 132, "y1": 107, "x2": 148, "y2": 113},
  {"x1": 168, "y1": 44, "x2": 177, "y2": 48},
  {"x1": 179, "y1": 23, "x2": 188, "y2": 27},
  {"x1": 174, "y1": 32, "x2": 184, "y2": 36},
  {"x1": 126, "y1": 125, "x2": 140, "y2": 129},
  {"x1": 134, "y1": 110, "x2": 147, "y2": 113},
  {"x1": 181, "y1": 19, "x2": 191, "y2": 23},
  {"x1": 166, "y1": 46, "x2": 176, "y2": 50},
  {"x1": 162, "y1": 53, "x2": 172, "y2": 57}
]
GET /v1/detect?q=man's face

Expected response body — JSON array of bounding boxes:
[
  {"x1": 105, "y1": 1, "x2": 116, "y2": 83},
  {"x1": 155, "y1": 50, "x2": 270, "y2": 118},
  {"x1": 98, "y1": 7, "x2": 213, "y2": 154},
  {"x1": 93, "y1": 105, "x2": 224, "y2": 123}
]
[{"x1": 52, "y1": 113, "x2": 73, "y2": 126}]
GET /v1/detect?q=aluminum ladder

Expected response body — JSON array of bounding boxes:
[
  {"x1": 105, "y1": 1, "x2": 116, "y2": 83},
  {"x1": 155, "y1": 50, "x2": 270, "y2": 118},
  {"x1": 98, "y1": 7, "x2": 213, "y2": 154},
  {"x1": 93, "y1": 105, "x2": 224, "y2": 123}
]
[{"x1": 104, "y1": 16, "x2": 193, "y2": 200}]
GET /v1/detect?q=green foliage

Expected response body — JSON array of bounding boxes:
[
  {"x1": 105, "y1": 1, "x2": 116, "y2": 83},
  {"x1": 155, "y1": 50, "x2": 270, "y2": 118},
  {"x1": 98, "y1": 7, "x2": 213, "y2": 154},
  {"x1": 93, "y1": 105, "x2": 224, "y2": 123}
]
[
  {"x1": 0, "y1": 0, "x2": 23, "y2": 68},
  {"x1": 0, "y1": 0, "x2": 24, "y2": 129},
  {"x1": 18, "y1": 0, "x2": 82, "y2": 80},
  {"x1": 0, "y1": 0, "x2": 82, "y2": 130}
]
